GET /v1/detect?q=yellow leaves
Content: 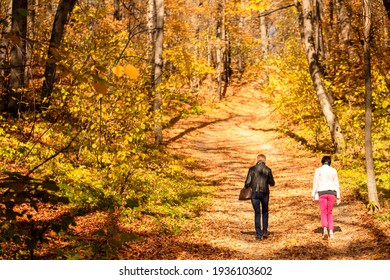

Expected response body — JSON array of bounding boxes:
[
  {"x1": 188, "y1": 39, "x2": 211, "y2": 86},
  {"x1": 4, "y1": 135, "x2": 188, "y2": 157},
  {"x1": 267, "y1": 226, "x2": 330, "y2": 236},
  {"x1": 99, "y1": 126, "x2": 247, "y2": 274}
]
[
  {"x1": 112, "y1": 65, "x2": 124, "y2": 77},
  {"x1": 112, "y1": 64, "x2": 139, "y2": 79},
  {"x1": 92, "y1": 64, "x2": 139, "y2": 96},
  {"x1": 124, "y1": 64, "x2": 139, "y2": 79}
]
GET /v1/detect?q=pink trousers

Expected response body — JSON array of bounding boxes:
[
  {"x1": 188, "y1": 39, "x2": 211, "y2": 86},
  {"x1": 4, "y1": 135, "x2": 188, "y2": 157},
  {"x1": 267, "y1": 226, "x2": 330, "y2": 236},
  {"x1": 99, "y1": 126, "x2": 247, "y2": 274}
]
[{"x1": 318, "y1": 194, "x2": 336, "y2": 230}]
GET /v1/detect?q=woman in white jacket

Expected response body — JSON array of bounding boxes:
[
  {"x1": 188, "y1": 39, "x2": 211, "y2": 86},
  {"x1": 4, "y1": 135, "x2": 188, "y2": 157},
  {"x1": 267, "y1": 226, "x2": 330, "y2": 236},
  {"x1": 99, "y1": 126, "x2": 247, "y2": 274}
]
[{"x1": 312, "y1": 156, "x2": 341, "y2": 239}]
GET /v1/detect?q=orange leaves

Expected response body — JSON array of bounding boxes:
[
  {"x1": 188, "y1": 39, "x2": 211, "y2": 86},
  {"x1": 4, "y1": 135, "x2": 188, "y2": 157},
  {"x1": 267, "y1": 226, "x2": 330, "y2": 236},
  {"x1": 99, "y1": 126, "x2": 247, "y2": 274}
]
[
  {"x1": 92, "y1": 64, "x2": 139, "y2": 95},
  {"x1": 112, "y1": 64, "x2": 139, "y2": 79},
  {"x1": 93, "y1": 64, "x2": 139, "y2": 96},
  {"x1": 93, "y1": 81, "x2": 108, "y2": 95}
]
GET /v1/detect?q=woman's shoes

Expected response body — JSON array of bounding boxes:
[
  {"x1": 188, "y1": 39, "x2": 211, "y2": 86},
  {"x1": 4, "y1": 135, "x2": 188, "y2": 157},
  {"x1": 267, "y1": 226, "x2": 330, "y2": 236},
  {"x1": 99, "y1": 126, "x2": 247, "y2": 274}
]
[
  {"x1": 322, "y1": 227, "x2": 329, "y2": 240},
  {"x1": 322, "y1": 227, "x2": 335, "y2": 239}
]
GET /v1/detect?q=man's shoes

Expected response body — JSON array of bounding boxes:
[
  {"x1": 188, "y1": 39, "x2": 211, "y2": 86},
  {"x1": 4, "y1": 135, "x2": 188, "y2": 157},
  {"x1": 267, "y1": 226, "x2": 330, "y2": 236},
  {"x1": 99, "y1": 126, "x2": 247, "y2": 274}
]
[
  {"x1": 322, "y1": 227, "x2": 328, "y2": 240},
  {"x1": 329, "y1": 230, "x2": 335, "y2": 239},
  {"x1": 256, "y1": 236, "x2": 262, "y2": 240},
  {"x1": 262, "y1": 232, "x2": 268, "y2": 239}
]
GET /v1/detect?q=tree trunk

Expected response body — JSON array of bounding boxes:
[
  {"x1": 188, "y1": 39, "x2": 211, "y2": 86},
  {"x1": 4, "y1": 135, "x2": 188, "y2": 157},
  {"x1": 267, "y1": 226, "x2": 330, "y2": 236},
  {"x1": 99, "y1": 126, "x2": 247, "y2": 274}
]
[
  {"x1": 260, "y1": 12, "x2": 267, "y2": 56},
  {"x1": 114, "y1": 0, "x2": 120, "y2": 20},
  {"x1": 295, "y1": 0, "x2": 345, "y2": 153},
  {"x1": 237, "y1": 1, "x2": 245, "y2": 80},
  {"x1": 216, "y1": 0, "x2": 223, "y2": 101},
  {"x1": 260, "y1": 11, "x2": 268, "y2": 82},
  {"x1": 222, "y1": 12, "x2": 229, "y2": 99},
  {"x1": 362, "y1": 0, "x2": 380, "y2": 212},
  {"x1": 148, "y1": 0, "x2": 164, "y2": 145},
  {"x1": 337, "y1": 0, "x2": 354, "y2": 62},
  {"x1": 153, "y1": 0, "x2": 164, "y2": 145},
  {"x1": 314, "y1": 0, "x2": 325, "y2": 65},
  {"x1": 41, "y1": 0, "x2": 77, "y2": 109},
  {"x1": 7, "y1": 0, "x2": 28, "y2": 117},
  {"x1": 0, "y1": 0, "x2": 12, "y2": 113},
  {"x1": 383, "y1": 0, "x2": 390, "y2": 20},
  {"x1": 147, "y1": 0, "x2": 156, "y2": 102}
]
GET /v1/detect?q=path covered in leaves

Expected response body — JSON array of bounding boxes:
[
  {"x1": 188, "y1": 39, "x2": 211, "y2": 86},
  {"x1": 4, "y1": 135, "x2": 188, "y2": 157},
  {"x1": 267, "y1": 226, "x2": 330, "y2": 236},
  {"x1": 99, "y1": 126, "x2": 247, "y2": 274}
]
[{"x1": 165, "y1": 83, "x2": 389, "y2": 260}]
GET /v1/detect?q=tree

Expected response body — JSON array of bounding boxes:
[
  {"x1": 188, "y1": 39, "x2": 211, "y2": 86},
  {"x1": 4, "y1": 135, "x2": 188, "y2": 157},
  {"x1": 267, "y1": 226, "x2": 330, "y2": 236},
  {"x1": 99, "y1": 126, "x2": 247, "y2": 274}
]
[
  {"x1": 148, "y1": 0, "x2": 164, "y2": 145},
  {"x1": 313, "y1": 0, "x2": 325, "y2": 66},
  {"x1": 41, "y1": 0, "x2": 77, "y2": 109},
  {"x1": 236, "y1": 0, "x2": 246, "y2": 80},
  {"x1": 114, "y1": 0, "x2": 121, "y2": 20},
  {"x1": 215, "y1": 0, "x2": 224, "y2": 100},
  {"x1": 362, "y1": 0, "x2": 380, "y2": 212},
  {"x1": 6, "y1": 0, "x2": 28, "y2": 117},
  {"x1": 294, "y1": 0, "x2": 345, "y2": 153},
  {"x1": 383, "y1": 0, "x2": 390, "y2": 20},
  {"x1": 0, "y1": 0, "x2": 12, "y2": 113}
]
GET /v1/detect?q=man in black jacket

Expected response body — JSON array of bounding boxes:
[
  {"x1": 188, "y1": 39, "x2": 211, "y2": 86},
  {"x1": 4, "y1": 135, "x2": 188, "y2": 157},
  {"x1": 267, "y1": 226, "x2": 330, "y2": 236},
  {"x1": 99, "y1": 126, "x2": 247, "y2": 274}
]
[{"x1": 244, "y1": 154, "x2": 275, "y2": 240}]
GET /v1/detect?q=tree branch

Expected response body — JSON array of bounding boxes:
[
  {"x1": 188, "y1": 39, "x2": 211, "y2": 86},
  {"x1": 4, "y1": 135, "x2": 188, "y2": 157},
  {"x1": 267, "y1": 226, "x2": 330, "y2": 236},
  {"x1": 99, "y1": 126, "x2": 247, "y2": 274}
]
[
  {"x1": 27, "y1": 129, "x2": 83, "y2": 176},
  {"x1": 259, "y1": 4, "x2": 295, "y2": 17}
]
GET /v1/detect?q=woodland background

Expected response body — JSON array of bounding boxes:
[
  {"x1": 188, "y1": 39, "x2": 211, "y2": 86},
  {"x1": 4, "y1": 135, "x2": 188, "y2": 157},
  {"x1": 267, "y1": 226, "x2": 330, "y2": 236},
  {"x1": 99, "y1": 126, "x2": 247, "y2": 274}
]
[{"x1": 0, "y1": 0, "x2": 389, "y2": 259}]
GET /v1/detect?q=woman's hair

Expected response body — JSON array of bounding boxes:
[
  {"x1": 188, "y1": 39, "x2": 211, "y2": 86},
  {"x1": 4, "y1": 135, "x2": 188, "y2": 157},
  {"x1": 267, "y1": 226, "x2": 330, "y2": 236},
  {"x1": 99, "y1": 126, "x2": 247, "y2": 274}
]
[{"x1": 321, "y1": 156, "x2": 331, "y2": 165}]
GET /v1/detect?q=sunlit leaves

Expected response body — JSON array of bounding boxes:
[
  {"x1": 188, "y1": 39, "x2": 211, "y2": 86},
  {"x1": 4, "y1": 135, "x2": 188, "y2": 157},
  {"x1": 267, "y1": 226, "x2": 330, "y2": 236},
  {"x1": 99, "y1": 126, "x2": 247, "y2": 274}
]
[
  {"x1": 124, "y1": 64, "x2": 139, "y2": 79},
  {"x1": 112, "y1": 65, "x2": 124, "y2": 77},
  {"x1": 112, "y1": 64, "x2": 139, "y2": 79}
]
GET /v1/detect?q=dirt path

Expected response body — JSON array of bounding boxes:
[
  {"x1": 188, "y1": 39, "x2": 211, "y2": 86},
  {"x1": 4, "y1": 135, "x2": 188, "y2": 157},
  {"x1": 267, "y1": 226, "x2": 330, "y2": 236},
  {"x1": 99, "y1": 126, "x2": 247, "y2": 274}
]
[{"x1": 165, "y1": 84, "x2": 390, "y2": 260}]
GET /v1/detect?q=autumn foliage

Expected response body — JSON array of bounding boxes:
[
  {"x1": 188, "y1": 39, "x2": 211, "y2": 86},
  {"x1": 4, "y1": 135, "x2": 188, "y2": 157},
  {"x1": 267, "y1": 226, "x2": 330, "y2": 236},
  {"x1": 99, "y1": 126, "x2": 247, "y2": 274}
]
[{"x1": 0, "y1": 0, "x2": 389, "y2": 259}]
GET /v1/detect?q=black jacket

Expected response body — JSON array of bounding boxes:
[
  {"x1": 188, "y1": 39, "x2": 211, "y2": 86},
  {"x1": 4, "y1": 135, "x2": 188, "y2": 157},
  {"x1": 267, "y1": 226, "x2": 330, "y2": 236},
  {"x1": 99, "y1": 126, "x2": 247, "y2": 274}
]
[{"x1": 245, "y1": 161, "x2": 275, "y2": 193}]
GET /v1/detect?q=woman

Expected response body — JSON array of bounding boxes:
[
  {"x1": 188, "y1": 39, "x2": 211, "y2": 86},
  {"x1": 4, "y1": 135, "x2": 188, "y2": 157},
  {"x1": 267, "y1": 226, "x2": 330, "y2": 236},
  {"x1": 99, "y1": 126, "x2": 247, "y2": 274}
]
[
  {"x1": 312, "y1": 156, "x2": 341, "y2": 239},
  {"x1": 244, "y1": 154, "x2": 275, "y2": 240}
]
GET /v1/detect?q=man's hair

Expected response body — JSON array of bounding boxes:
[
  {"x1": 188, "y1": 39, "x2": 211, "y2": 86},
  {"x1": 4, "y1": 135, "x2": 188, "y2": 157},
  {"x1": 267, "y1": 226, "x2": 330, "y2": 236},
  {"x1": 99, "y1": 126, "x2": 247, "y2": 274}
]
[
  {"x1": 257, "y1": 154, "x2": 266, "y2": 162},
  {"x1": 321, "y1": 156, "x2": 331, "y2": 165}
]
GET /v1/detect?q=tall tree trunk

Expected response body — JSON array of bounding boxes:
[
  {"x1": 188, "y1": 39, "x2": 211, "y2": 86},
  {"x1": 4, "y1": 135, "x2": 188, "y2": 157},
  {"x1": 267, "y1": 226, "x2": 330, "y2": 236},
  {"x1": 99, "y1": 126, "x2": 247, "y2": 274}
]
[
  {"x1": 216, "y1": 0, "x2": 223, "y2": 101},
  {"x1": 7, "y1": 0, "x2": 28, "y2": 117},
  {"x1": 147, "y1": 0, "x2": 156, "y2": 101},
  {"x1": 153, "y1": 0, "x2": 164, "y2": 145},
  {"x1": 41, "y1": 0, "x2": 77, "y2": 109},
  {"x1": 114, "y1": 0, "x2": 120, "y2": 20},
  {"x1": 337, "y1": 0, "x2": 351, "y2": 45},
  {"x1": 0, "y1": 0, "x2": 12, "y2": 113},
  {"x1": 383, "y1": 0, "x2": 390, "y2": 20},
  {"x1": 362, "y1": 0, "x2": 380, "y2": 212},
  {"x1": 207, "y1": 33, "x2": 213, "y2": 93},
  {"x1": 148, "y1": 0, "x2": 164, "y2": 145},
  {"x1": 237, "y1": 1, "x2": 245, "y2": 80},
  {"x1": 222, "y1": 11, "x2": 229, "y2": 99},
  {"x1": 337, "y1": 0, "x2": 354, "y2": 62},
  {"x1": 260, "y1": 12, "x2": 267, "y2": 56},
  {"x1": 295, "y1": 0, "x2": 345, "y2": 153},
  {"x1": 260, "y1": 11, "x2": 268, "y2": 82},
  {"x1": 314, "y1": 0, "x2": 325, "y2": 66}
]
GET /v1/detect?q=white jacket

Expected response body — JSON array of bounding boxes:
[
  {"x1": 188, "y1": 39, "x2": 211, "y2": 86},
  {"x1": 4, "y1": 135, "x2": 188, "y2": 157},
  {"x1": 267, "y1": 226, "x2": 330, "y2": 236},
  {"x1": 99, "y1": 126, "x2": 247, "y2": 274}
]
[{"x1": 312, "y1": 164, "x2": 340, "y2": 199}]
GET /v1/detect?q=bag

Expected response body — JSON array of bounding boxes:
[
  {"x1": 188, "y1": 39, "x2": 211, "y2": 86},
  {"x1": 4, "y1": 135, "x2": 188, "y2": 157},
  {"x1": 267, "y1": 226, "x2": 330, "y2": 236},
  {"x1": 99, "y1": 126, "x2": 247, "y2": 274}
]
[{"x1": 239, "y1": 187, "x2": 252, "y2": 200}]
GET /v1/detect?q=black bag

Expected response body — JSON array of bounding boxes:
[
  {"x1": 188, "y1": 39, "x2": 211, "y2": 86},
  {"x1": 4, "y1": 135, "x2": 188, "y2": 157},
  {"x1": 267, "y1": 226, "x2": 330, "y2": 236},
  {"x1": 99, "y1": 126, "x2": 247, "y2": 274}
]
[{"x1": 239, "y1": 187, "x2": 252, "y2": 200}]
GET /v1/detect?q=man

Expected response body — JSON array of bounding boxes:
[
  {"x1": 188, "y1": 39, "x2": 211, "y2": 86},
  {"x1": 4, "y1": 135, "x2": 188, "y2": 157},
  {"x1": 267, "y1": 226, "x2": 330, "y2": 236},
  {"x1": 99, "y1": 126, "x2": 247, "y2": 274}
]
[{"x1": 244, "y1": 154, "x2": 275, "y2": 240}]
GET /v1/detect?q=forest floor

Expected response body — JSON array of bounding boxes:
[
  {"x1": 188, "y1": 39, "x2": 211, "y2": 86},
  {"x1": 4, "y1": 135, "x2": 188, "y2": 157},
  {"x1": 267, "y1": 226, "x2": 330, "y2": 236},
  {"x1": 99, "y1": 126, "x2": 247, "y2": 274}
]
[
  {"x1": 2, "y1": 83, "x2": 389, "y2": 260},
  {"x1": 158, "y1": 82, "x2": 390, "y2": 260}
]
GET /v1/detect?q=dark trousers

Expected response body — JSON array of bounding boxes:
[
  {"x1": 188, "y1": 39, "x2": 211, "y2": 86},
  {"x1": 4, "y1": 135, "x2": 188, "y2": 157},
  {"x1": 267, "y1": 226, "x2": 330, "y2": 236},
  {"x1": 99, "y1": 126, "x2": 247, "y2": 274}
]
[{"x1": 251, "y1": 192, "x2": 269, "y2": 237}]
